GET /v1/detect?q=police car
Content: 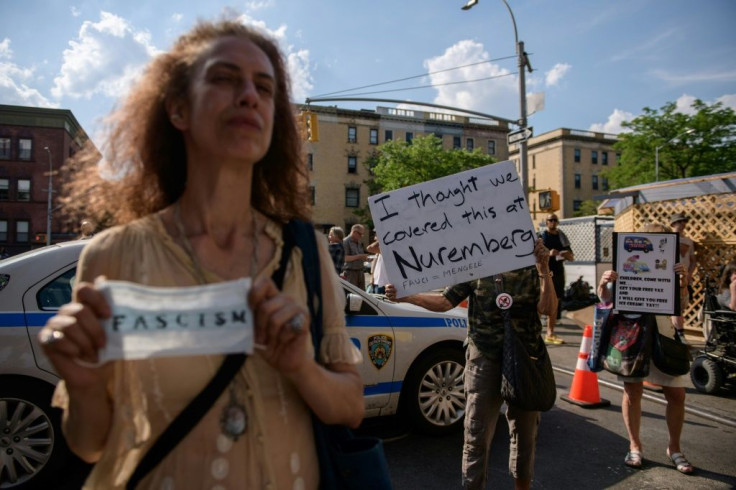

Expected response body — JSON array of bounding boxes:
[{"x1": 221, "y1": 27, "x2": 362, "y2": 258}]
[{"x1": 0, "y1": 240, "x2": 467, "y2": 489}]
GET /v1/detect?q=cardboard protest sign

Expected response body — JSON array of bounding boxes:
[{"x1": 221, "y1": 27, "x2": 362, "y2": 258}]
[
  {"x1": 612, "y1": 232, "x2": 680, "y2": 315},
  {"x1": 368, "y1": 160, "x2": 536, "y2": 297},
  {"x1": 96, "y1": 278, "x2": 254, "y2": 362}
]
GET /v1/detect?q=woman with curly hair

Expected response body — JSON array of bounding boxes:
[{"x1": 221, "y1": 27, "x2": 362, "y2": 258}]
[{"x1": 38, "y1": 18, "x2": 363, "y2": 489}]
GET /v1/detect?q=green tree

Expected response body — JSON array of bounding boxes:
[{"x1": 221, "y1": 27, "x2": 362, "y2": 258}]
[
  {"x1": 355, "y1": 135, "x2": 496, "y2": 225},
  {"x1": 574, "y1": 199, "x2": 601, "y2": 218},
  {"x1": 606, "y1": 99, "x2": 736, "y2": 188},
  {"x1": 371, "y1": 134, "x2": 495, "y2": 191}
]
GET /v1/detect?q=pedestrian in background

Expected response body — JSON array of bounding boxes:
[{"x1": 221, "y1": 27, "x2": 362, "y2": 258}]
[
  {"x1": 716, "y1": 259, "x2": 736, "y2": 310},
  {"x1": 669, "y1": 212, "x2": 697, "y2": 341},
  {"x1": 342, "y1": 224, "x2": 368, "y2": 290},
  {"x1": 597, "y1": 223, "x2": 694, "y2": 475},
  {"x1": 540, "y1": 213, "x2": 573, "y2": 344},
  {"x1": 327, "y1": 225, "x2": 345, "y2": 275},
  {"x1": 366, "y1": 237, "x2": 388, "y2": 295},
  {"x1": 37, "y1": 19, "x2": 363, "y2": 490},
  {"x1": 385, "y1": 238, "x2": 556, "y2": 490}
]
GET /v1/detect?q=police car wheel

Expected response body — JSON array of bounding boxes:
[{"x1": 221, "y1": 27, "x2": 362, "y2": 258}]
[
  {"x1": 0, "y1": 378, "x2": 74, "y2": 489},
  {"x1": 401, "y1": 347, "x2": 465, "y2": 435}
]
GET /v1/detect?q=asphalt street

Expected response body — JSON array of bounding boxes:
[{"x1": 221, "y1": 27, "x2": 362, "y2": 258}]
[
  {"x1": 361, "y1": 313, "x2": 736, "y2": 489},
  {"x1": 59, "y1": 311, "x2": 736, "y2": 489}
]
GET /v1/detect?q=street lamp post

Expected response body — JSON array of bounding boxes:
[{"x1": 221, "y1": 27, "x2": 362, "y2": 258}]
[
  {"x1": 462, "y1": 0, "x2": 533, "y2": 202},
  {"x1": 655, "y1": 128, "x2": 694, "y2": 182},
  {"x1": 43, "y1": 147, "x2": 53, "y2": 246}
]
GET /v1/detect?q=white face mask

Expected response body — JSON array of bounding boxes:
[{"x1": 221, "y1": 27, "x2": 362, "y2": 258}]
[{"x1": 95, "y1": 278, "x2": 254, "y2": 363}]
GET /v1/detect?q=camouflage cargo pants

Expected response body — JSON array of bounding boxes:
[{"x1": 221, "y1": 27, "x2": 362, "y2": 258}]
[{"x1": 462, "y1": 342, "x2": 540, "y2": 489}]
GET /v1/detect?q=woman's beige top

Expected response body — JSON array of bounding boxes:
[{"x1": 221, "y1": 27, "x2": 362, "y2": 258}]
[{"x1": 52, "y1": 213, "x2": 362, "y2": 490}]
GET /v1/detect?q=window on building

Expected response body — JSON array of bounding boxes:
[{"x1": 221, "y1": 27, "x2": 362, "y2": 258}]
[
  {"x1": 385, "y1": 130, "x2": 393, "y2": 141},
  {"x1": 17, "y1": 179, "x2": 30, "y2": 201},
  {"x1": 574, "y1": 174, "x2": 581, "y2": 189},
  {"x1": 345, "y1": 188, "x2": 360, "y2": 208},
  {"x1": 0, "y1": 220, "x2": 7, "y2": 241},
  {"x1": 574, "y1": 148, "x2": 581, "y2": 163},
  {"x1": 369, "y1": 128, "x2": 378, "y2": 145},
  {"x1": 307, "y1": 153, "x2": 313, "y2": 171},
  {"x1": 0, "y1": 137, "x2": 10, "y2": 159},
  {"x1": 453, "y1": 136, "x2": 461, "y2": 149},
  {"x1": 16, "y1": 220, "x2": 29, "y2": 243},
  {"x1": 405, "y1": 132, "x2": 413, "y2": 144},
  {"x1": 18, "y1": 138, "x2": 32, "y2": 161},
  {"x1": 532, "y1": 154, "x2": 536, "y2": 170},
  {"x1": 487, "y1": 140, "x2": 496, "y2": 155},
  {"x1": 573, "y1": 200, "x2": 582, "y2": 212},
  {"x1": 309, "y1": 185, "x2": 315, "y2": 205},
  {"x1": 592, "y1": 150, "x2": 598, "y2": 164},
  {"x1": 347, "y1": 126, "x2": 357, "y2": 143},
  {"x1": 592, "y1": 175, "x2": 599, "y2": 190},
  {"x1": 466, "y1": 138, "x2": 474, "y2": 151},
  {"x1": 602, "y1": 151, "x2": 608, "y2": 165},
  {"x1": 347, "y1": 156, "x2": 357, "y2": 174},
  {"x1": 0, "y1": 179, "x2": 8, "y2": 200},
  {"x1": 602, "y1": 177, "x2": 609, "y2": 191}
]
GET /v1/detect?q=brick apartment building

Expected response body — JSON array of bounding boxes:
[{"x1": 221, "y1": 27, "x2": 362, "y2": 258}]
[
  {"x1": 299, "y1": 104, "x2": 511, "y2": 234},
  {"x1": 0, "y1": 105, "x2": 89, "y2": 256},
  {"x1": 509, "y1": 127, "x2": 620, "y2": 220}
]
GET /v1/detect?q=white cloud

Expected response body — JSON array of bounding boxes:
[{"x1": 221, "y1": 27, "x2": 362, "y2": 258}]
[
  {"x1": 589, "y1": 108, "x2": 635, "y2": 135},
  {"x1": 70, "y1": 6, "x2": 81, "y2": 17},
  {"x1": 545, "y1": 63, "x2": 570, "y2": 87},
  {"x1": 171, "y1": 13, "x2": 183, "y2": 23},
  {"x1": 0, "y1": 38, "x2": 12, "y2": 59},
  {"x1": 246, "y1": 0, "x2": 275, "y2": 10},
  {"x1": 0, "y1": 38, "x2": 56, "y2": 108},
  {"x1": 674, "y1": 93, "x2": 736, "y2": 114},
  {"x1": 424, "y1": 40, "x2": 518, "y2": 122},
  {"x1": 287, "y1": 49, "x2": 313, "y2": 102},
  {"x1": 674, "y1": 94, "x2": 698, "y2": 115},
  {"x1": 652, "y1": 68, "x2": 736, "y2": 85},
  {"x1": 0, "y1": 62, "x2": 57, "y2": 108},
  {"x1": 592, "y1": 93, "x2": 736, "y2": 135},
  {"x1": 51, "y1": 11, "x2": 159, "y2": 100},
  {"x1": 716, "y1": 94, "x2": 736, "y2": 111},
  {"x1": 236, "y1": 14, "x2": 313, "y2": 102}
]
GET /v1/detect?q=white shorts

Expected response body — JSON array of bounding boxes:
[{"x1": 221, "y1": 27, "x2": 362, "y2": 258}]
[{"x1": 618, "y1": 361, "x2": 689, "y2": 388}]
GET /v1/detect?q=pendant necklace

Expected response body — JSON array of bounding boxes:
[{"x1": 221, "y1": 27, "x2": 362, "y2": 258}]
[{"x1": 173, "y1": 201, "x2": 258, "y2": 441}]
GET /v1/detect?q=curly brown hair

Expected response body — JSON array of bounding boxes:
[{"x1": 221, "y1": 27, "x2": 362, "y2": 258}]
[{"x1": 60, "y1": 19, "x2": 310, "y2": 226}]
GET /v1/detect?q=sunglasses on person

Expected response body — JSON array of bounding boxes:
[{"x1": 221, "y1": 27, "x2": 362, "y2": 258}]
[{"x1": 547, "y1": 218, "x2": 558, "y2": 222}]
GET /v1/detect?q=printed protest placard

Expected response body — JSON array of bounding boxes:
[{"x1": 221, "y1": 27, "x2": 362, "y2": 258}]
[
  {"x1": 368, "y1": 160, "x2": 536, "y2": 297},
  {"x1": 612, "y1": 232, "x2": 679, "y2": 315}
]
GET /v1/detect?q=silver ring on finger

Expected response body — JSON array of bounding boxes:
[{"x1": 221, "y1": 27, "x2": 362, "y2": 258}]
[
  {"x1": 40, "y1": 329, "x2": 65, "y2": 346},
  {"x1": 287, "y1": 313, "x2": 306, "y2": 333}
]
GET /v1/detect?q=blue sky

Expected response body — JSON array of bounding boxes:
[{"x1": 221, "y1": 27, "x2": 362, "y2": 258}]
[{"x1": 2, "y1": 0, "x2": 735, "y2": 144}]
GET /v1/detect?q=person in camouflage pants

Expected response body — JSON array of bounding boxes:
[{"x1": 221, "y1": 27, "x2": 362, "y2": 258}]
[{"x1": 385, "y1": 239, "x2": 557, "y2": 490}]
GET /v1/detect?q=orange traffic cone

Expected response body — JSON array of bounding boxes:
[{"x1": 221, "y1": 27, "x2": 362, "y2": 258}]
[{"x1": 560, "y1": 324, "x2": 611, "y2": 408}]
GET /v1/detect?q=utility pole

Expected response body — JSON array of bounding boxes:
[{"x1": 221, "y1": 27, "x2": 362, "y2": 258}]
[
  {"x1": 462, "y1": 0, "x2": 533, "y2": 202},
  {"x1": 43, "y1": 147, "x2": 53, "y2": 246}
]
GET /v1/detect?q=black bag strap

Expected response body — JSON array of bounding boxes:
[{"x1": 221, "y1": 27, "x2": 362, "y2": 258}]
[
  {"x1": 126, "y1": 353, "x2": 245, "y2": 489},
  {"x1": 281, "y1": 219, "x2": 324, "y2": 351},
  {"x1": 126, "y1": 224, "x2": 302, "y2": 490}
]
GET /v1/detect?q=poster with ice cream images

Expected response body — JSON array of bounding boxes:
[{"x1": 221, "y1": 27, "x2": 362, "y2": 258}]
[{"x1": 612, "y1": 232, "x2": 680, "y2": 315}]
